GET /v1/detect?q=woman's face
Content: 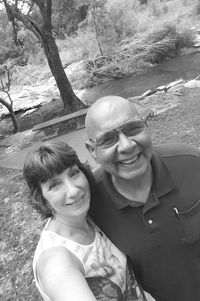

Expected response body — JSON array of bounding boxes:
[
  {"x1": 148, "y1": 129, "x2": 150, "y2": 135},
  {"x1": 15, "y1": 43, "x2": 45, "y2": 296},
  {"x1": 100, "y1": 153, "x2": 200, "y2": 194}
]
[{"x1": 40, "y1": 165, "x2": 90, "y2": 219}]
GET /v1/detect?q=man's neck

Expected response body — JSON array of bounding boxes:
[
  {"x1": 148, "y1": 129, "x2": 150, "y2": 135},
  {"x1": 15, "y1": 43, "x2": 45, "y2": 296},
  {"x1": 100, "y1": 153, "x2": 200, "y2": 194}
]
[{"x1": 111, "y1": 166, "x2": 153, "y2": 204}]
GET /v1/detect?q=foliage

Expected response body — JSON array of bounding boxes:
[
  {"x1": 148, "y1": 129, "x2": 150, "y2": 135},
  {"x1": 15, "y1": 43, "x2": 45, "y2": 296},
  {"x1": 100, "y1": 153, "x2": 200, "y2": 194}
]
[
  {"x1": 80, "y1": 0, "x2": 197, "y2": 85},
  {"x1": 52, "y1": 0, "x2": 89, "y2": 38},
  {"x1": 85, "y1": 22, "x2": 195, "y2": 86},
  {"x1": 0, "y1": 11, "x2": 22, "y2": 63},
  {"x1": 17, "y1": 28, "x2": 41, "y2": 61}
]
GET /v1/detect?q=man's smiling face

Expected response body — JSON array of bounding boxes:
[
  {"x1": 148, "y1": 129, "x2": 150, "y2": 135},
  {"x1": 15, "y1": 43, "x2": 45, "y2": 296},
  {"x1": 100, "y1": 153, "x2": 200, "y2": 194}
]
[{"x1": 86, "y1": 96, "x2": 153, "y2": 181}]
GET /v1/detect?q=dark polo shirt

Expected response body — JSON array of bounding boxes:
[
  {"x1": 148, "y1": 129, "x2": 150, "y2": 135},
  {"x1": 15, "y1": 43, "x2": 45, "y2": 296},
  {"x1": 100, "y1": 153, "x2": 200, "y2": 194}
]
[{"x1": 89, "y1": 143, "x2": 200, "y2": 301}]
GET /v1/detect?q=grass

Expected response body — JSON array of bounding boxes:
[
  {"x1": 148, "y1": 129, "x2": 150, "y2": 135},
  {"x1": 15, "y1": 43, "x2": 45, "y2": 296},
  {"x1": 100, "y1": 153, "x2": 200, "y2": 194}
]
[{"x1": 0, "y1": 169, "x2": 44, "y2": 301}]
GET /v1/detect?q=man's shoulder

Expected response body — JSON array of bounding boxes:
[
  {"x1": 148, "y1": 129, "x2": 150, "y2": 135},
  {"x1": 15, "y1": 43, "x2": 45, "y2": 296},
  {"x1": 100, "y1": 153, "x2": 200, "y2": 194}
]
[{"x1": 154, "y1": 143, "x2": 200, "y2": 159}]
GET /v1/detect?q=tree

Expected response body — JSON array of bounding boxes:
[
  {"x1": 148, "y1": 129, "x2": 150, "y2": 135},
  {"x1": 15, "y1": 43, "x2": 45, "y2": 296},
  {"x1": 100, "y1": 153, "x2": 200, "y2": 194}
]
[
  {"x1": 0, "y1": 64, "x2": 20, "y2": 133},
  {"x1": 87, "y1": 0, "x2": 118, "y2": 56},
  {"x1": 90, "y1": 0, "x2": 104, "y2": 56},
  {"x1": 1, "y1": 0, "x2": 86, "y2": 113},
  {"x1": 53, "y1": 0, "x2": 89, "y2": 38}
]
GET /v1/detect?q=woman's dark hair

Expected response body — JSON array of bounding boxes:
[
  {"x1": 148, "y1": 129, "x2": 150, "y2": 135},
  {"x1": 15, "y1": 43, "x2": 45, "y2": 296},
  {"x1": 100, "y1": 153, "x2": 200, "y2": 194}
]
[{"x1": 23, "y1": 141, "x2": 95, "y2": 218}]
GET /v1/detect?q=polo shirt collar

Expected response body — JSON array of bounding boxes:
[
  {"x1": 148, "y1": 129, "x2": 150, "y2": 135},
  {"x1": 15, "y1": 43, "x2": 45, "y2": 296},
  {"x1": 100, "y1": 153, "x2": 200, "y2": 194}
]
[
  {"x1": 102, "y1": 171, "x2": 132, "y2": 209},
  {"x1": 102, "y1": 150, "x2": 176, "y2": 209},
  {"x1": 151, "y1": 150, "x2": 176, "y2": 198}
]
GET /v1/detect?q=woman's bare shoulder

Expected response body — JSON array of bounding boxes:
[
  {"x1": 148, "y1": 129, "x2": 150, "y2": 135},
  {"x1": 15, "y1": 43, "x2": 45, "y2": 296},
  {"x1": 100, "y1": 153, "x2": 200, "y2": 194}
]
[
  {"x1": 36, "y1": 246, "x2": 96, "y2": 301},
  {"x1": 37, "y1": 246, "x2": 83, "y2": 277}
]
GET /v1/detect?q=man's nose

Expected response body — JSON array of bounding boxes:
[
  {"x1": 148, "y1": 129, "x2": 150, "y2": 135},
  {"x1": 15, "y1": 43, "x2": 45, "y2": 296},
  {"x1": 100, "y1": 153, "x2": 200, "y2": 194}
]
[{"x1": 117, "y1": 131, "x2": 136, "y2": 152}]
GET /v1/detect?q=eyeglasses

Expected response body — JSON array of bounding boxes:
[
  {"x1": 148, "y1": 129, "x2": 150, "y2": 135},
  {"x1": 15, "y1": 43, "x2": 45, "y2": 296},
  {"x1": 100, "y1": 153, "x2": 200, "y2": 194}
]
[{"x1": 89, "y1": 117, "x2": 146, "y2": 149}]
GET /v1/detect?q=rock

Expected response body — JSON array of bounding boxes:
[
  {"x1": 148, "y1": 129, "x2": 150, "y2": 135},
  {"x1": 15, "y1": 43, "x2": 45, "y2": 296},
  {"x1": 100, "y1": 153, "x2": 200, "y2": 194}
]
[
  {"x1": 129, "y1": 95, "x2": 145, "y2": 103},
  {"x1": 167, "y1": 83, "x2": 184, "y2": 94},
  {"x1": 142, "y1": 90, "x2": 153, "y2": 97},
  {"x1": 184, "y1": 79, "x2": 200, "y2": 88},
  {"x1": 193, "y1": 36, "x2": 200, "y2": 48},
  {"x1": 156, "y1": 85, "x2": 167, "y2": 92},
  {"x1": 173, "y1": 92, "x2": 183, "y2": 96},
  {"x1": 166, "y1": 79, "x2": 185, "y2": 89}
]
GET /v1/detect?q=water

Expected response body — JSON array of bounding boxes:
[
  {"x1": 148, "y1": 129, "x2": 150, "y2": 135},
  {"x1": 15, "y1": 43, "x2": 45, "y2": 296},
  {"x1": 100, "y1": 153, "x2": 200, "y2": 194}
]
[{"x1": 82, "y1": 51, "x2": 200, "y2": 103}]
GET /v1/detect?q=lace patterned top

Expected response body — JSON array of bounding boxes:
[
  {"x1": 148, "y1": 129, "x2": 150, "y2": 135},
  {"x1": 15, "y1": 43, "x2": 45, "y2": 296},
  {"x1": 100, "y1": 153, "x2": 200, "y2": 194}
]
[{"x1": 33, "y1": 219, "x2": 146, "y2": 301}]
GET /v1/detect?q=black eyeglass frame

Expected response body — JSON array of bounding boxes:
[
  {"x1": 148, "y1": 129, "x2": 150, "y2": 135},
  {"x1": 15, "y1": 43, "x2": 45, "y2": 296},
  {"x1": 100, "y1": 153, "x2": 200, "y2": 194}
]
[{"x1": 89, "y1": 116, "x2": 148, "y2": 149}]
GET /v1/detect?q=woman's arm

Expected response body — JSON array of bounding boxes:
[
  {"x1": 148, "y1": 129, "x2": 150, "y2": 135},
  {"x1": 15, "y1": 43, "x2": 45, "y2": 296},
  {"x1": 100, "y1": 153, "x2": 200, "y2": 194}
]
[{"x1": 36, "y1": 246, "x2": 97, "y2": 301}]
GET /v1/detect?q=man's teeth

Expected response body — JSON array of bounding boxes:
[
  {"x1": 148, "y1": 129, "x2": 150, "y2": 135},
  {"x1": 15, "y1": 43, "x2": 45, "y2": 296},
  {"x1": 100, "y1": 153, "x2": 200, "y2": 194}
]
[{"x1": 120, "y1": 155, "x2": 139, "y2": 164}]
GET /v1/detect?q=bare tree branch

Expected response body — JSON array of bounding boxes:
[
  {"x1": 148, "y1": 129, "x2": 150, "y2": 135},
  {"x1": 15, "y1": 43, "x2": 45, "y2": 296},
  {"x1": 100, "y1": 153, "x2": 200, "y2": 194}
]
[
  {"x1": 6, "y1": 66, "x2": 11, "y2": 91},
  {"x1": 6, "y1": 91, "x2": 13, "y2": 107},
  {"x1": 9, "y1": 4, "x2": 43, "y2": 41},
  {"x1": 0, "y1": 78, "x2": 5, "y2": 90},
  {"x1": 0, "y1": 64, "x2": 19, "y2": 132},
  {"x1": 0, "y1": 97, "x2": 10, "y2": 108}
]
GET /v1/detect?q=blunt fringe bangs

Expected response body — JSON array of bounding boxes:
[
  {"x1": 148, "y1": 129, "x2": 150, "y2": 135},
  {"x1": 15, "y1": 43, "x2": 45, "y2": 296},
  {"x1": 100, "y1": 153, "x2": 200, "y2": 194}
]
[{"x1": 24, "y1": 141, "x2": 80, "y2": 188}]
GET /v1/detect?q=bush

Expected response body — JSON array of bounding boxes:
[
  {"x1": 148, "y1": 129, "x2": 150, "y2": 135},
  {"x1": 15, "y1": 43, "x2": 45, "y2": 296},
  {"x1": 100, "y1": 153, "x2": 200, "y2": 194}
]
[
  {"x1": 86, "y1": 18, "x2": 196, "y2": 86},
  {"x1": 17, "y1": 29, "x2": 43, "y2": 63}
]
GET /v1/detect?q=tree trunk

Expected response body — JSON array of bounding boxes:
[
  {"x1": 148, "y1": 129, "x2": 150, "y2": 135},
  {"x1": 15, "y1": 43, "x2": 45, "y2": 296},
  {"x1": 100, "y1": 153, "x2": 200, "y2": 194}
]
[
  {"x1": 0, "y1": 98, "x2": 20, "y2": 133},
  {"x1": 42, "y1": 32, "x2": 86, "y2": 113},
  {"x1": 9, "y1": 108, "x2": 20, "y2": 133}
]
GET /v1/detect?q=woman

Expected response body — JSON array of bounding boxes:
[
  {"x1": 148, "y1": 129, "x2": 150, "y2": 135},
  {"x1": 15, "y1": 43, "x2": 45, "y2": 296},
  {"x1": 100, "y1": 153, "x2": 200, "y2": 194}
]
[{"x1": 23, "y1": 141, "x2": 146, "y2": 301}]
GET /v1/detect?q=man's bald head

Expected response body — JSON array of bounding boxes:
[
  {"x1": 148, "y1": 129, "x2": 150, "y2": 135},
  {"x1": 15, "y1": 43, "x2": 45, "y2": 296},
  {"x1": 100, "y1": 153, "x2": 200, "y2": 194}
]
[{"x1": 85, "y1": 96, "x2": 140, "y2": 139}]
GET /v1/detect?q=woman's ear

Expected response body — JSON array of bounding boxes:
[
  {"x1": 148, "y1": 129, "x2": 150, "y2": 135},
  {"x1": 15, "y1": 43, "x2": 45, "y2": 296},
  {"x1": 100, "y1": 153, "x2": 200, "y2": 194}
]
[{"x1": 85, "y1": 140, "x2": 97, "y2": 160}]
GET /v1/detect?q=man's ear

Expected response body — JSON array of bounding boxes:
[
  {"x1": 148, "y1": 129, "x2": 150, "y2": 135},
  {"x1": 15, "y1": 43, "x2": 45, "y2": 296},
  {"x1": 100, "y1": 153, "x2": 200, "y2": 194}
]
[{"x1": 85, "y1": 140, "x2": 97, "y2": 160}]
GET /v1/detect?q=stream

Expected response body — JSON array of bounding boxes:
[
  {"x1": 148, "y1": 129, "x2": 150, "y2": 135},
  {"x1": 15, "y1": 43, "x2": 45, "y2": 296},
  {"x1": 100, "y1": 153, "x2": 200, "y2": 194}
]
[{"x1": 81, "y1": 51, "x2": 200, "y2": 103}]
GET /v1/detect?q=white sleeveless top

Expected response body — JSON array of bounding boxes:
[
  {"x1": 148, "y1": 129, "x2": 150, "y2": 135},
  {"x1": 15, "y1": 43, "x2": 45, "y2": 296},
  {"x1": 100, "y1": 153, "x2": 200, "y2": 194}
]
[{"x1": 33, "y1": 219, "x2": 145, "y2": 301}]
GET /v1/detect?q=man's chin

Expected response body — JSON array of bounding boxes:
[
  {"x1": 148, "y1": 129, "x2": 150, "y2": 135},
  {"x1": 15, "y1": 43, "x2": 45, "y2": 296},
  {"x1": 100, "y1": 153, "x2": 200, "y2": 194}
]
[{"x1": 116, "y1": 162, "x2": 150, "y2": 180}]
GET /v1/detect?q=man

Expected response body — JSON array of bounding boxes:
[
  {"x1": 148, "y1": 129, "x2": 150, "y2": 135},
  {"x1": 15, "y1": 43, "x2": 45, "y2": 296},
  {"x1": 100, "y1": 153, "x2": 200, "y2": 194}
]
[{"x1": 85, "y1": 95, "x2": 200, "y2": 301}]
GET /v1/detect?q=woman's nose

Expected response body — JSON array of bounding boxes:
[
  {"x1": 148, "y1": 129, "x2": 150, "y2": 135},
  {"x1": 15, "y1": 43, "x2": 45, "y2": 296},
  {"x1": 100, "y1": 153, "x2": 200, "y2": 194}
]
[{"x1": 64, "y1": 180, "x2": 79, "y2": 198}]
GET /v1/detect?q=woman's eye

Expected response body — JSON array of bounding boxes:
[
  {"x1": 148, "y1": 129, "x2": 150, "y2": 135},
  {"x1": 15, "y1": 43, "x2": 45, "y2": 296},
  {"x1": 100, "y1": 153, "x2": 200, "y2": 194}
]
[
  {"x1": 70, "y1": 167, "x2": 80, "y2": 177},
  {"x1": 49, "y1": 182, "x2": 60, "y2": 190}
]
